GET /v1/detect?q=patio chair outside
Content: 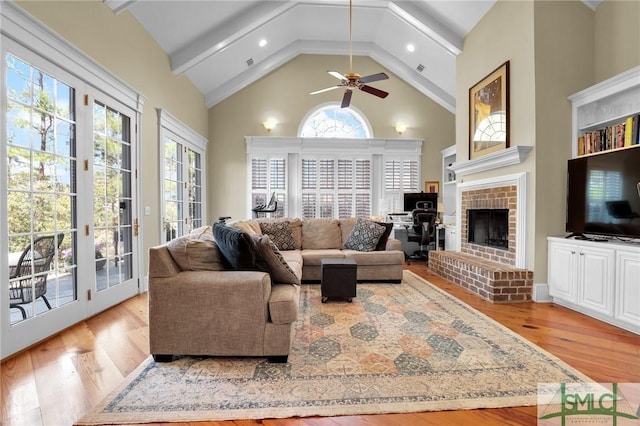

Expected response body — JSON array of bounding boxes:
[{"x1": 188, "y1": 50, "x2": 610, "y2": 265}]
[{"x1": 9, "y1": 233, "x2": 64, "y2": 320}]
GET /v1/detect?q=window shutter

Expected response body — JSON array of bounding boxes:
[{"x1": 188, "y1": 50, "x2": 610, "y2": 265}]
[{"x1": 385, "y1": 160, "x2": 401, "y2": 191}]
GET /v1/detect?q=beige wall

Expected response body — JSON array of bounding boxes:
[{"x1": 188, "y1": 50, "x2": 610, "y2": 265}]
[
  {"x1": 15, "y1": 1, "x2": 208, "y2": 268},
  {"x1": 208, "y1": 54, "x2": 455, "y2": 221},
  {"x1": 594, "y1": 0, "x2": 640, "y2": 82}
]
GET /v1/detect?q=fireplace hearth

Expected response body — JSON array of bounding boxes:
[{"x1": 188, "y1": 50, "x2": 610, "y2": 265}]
[{"x1": 468, "y1": 209, "x2": 509, "y2": 249}]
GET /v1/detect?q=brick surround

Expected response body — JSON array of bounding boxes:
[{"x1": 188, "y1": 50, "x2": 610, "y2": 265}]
[{"x1": 430, "y1": 251, "x2": 533, "y2": 303}]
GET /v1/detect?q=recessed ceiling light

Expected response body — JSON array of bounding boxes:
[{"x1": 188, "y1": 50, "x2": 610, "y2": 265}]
[
  {"x1": 259, "y1": 39, "x2": 267, "y2": 47},
  {"x1": 406, "y1": 44, "x2": 415, "y2": 52}
]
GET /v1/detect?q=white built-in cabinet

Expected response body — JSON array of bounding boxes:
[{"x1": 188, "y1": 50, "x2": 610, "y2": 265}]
[
  {"x1": 547, "y1": 237, "x2": 639, "y2": 334},
  {"x1": 440, "y1": 145, "x2": 456, "y2": 216}
]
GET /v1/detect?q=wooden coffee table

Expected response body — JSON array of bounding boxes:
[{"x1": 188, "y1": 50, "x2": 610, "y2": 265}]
[{"x1": 320, "y1": 258, "x2": 357, "y2": 303}]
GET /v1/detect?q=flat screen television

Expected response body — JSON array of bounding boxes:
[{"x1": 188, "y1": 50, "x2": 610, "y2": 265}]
[
  {"x1": 566, "y1": 147, "x2": 640, "y2": 239},
  {"x1": 403, "y1": 192, "x2": 438, "y2": 212}
]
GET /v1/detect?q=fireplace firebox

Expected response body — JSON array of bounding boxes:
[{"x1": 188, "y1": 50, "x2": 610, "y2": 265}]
[{"x1": 468, "y1": 209, "x2": 509, "y2": 250}]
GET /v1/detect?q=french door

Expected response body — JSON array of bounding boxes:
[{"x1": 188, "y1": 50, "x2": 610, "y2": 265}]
[{"x1": 2, "y1": 44, "x2": 140, "y2": 358}]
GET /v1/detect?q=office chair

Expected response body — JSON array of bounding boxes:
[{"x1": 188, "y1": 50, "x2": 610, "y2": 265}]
[{"x1": 403, "y1": 208, "x2": 437, "y2": 265}]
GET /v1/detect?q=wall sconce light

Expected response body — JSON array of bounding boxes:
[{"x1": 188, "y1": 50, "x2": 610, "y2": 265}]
[
  {"x1": 395, "y1": 121, "x2": 408, "y2": 135},
  {"x1": 262, "y1": 117, "x2": 278, "y2": 132}
]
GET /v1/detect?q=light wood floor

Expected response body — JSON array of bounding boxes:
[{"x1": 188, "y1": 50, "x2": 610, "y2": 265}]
[{"x1": 2, "y1": 264, "x2": 639, "y2": 426}]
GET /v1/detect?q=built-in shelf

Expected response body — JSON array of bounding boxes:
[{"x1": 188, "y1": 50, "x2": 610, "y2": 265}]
[{"x1": 449, "y1": 145, "x2": 533, "y2": 177}]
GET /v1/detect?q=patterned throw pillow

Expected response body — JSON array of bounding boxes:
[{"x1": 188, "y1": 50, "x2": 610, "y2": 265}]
[
  {"x1": 259, "y1": 221, "x2": 296, "y2": 251},
  {"x1": 250, "y1": 234, "x2": 301, "y2": 285},
  {"x1": 343, "y1": 218, "x2": 386, "y2": 252}
]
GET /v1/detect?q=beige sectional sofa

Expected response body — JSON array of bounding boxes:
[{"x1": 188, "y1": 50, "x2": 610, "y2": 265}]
[{"x1": 148, "y1": 217, "x2": 404, "y2": 363}]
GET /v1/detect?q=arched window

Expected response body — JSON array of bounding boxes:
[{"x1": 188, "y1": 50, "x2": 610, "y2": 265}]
[{"x1": 298, "y1": 103, "x2": 373, "y2": 138}]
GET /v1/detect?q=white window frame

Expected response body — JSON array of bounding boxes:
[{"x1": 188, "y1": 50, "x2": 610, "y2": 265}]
[{"x1": 157, "y1": 108, "x2": 207, "y2": 241}]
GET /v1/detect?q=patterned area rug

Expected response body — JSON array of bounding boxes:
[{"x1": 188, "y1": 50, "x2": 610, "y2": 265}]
[{"x1": 77, "y1": 271, "x2": 590, "y2": 424}]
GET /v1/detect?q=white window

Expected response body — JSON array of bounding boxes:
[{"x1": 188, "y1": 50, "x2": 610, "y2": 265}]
[
  {"x1": 250, "y1": 156, "x2": 287, "y2": 218},
  {"x1": 247, "y1": 104, "x2": 420, "y2": 220},
  {"x1": 300, "y1": 157, "x2": 371, "y2": 219},
  {"x1": 299, "y1": 103, "x2": 372, "y2": 138},
  {"x1": 157, "y1": 109, "x2": 207, "y2": 242}
]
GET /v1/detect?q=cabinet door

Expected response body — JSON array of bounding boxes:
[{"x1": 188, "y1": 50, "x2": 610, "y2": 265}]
[
  {"x1": 615, "y1": 250, "x2": 640, "y2": 332},
  {"x1": 577, "y1": 246, "x2": 615, "y2": 316},
  {"x1": 548, "y1": 241, "x2": 578, "y2": 302},
  {"x1": 445, "y1": 227, "x2": 457, "y2": 251}
]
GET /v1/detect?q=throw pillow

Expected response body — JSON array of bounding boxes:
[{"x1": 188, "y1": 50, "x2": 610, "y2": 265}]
[
  {"x1": 259, "y1": 221, "x2": 296, "y2": 251},
  {"x1": 250, "y1": 234, "x2": 300, "y2": 285},
  {"x1": 374, "y1": 221, "x2": 394, "y2": 251},
  {"x1": 212, "y1": 223, "x2": 268, "y2": 271},
  {"x1": 343, "y1": 218, "x2": 386, "y2": 252}
]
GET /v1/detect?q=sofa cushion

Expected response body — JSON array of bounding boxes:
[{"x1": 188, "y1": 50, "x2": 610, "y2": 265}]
[
  {"x1": 343, "y1": 218, "x2": 386, "y2": 252},
  {"x1": 301, "y1": 218, "x2": 342, "y2": 249},
  {"x1": 259, "y1": 221, "x2": 296, "y2": 251},
  {"x1": 250, "y1": 234, "x2": 301, "y2": 285},
  {"x1": 166, "y1": 236, "x2": 225, "y2": 271},
  {"x1": 212, "y1": 223, "x2": 268, "y2": 271},
  {"x1": 374, "y1": 221, "x2": 394, "y2": 251},
  {"x1": 301, "y1": 249, "x2": 345, "y2": 266}
]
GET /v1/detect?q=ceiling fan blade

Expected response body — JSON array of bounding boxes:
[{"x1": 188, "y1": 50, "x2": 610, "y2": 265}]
[
  {"x1": 360, "y1": 85, "x2": 389, "y2": 99},
  {"x1": 341, "y1": 89, "x2": 353, "y2": 108},
  {"x1": 358, "y1": 72, "x2": 388, "y2": 84},
  {"x1": 328, "y1": 71, "x2": 348, "y2": 82},
  {"x1": 310, "y1": 85, "x2": 342, "y2": 95}
]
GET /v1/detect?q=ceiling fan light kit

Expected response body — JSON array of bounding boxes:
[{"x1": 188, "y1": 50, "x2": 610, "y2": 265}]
[{"x1": 310, "y1": 0, "x2": 389, "y2": 108}]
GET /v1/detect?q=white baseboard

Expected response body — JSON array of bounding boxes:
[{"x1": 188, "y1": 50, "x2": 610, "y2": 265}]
[{"x1": 533, "y1": 283, "x2": 552, "y2": 302}]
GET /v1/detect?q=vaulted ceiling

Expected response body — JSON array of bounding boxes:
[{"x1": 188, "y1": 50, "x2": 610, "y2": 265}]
[{"x1": 105, "y1": 0, "x2": 601, "y2": 113}]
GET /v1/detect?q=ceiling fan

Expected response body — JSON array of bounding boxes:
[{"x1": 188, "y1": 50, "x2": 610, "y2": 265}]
[{"x1": 310, "y1": 0, "x2": 389, "y2": 108}]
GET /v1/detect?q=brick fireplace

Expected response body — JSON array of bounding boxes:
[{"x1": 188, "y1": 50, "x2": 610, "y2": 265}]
[{"x1": 430, "y1": 172, "x2": 533, "y2": 303}]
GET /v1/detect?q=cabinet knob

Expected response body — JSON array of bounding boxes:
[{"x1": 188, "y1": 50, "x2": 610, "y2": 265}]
[{"x1": 571, "y1": 250, "x2": 576, "y2": 254}]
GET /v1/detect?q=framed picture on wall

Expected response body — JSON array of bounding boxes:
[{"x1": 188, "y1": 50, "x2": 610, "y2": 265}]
[
  {"x1": 424, "y1": 181, "x2": 439, "y2": 194},
  {"x1": 469, "y1": 60, "x2": 510, "y2": 160}
]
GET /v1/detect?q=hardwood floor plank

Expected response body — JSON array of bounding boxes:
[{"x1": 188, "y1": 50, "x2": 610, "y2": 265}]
[
  {"x1": 0, "y1": 352, "x2": 39, "y2": 422},
  {"x1": 2, "y1": 264, "x2": 639, "y2": 426}
]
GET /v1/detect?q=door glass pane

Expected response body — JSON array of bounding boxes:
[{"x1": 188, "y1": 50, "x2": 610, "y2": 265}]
[
  {"x1": 186, "y1": 148, "x2": 202, "y2": 230},
  {"x1": 163, "y1": 137, "x2": 182, "y2": 241},
  {"x1": 93, "y1": 101, "x2": 132, "y2": 292},
  {"x1": 5, "y1": 54, "x2": 77, "y2": 324}
]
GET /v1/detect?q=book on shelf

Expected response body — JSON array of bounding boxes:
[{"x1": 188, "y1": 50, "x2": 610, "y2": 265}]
[
  {"x1": 624, "y1": 116, "x2": 633, "y2": 146},
  {"x1": 577, "y1": 113, "x2": 640, "y2": 156}
]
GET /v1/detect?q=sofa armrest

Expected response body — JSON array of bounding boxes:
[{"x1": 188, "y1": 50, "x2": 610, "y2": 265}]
[
  {"x1": 149, "y1": 271, "x2": 273, "y2": 355},
  {"x1": 385, "y1": 237, "x2": 402, "y2": 251},
  {"x1": 149, "y1": 246, "x2": 181, "y2": 278},
  {"x1": 269, "y1": 284, "x2": 300, "y2": 324}
]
